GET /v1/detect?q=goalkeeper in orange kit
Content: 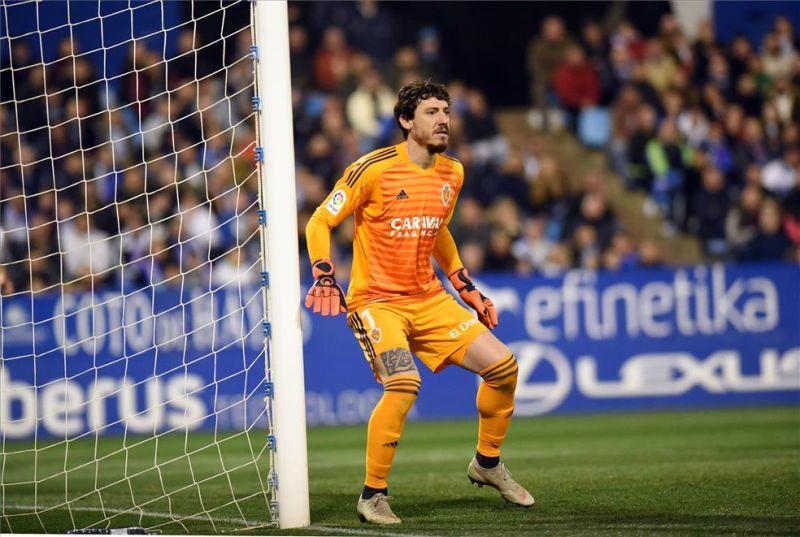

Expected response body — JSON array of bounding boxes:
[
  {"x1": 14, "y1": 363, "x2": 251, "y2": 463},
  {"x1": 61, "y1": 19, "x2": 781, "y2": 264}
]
[{"x1": 304, "y1": 81, "x2": 534, "y2": 524}]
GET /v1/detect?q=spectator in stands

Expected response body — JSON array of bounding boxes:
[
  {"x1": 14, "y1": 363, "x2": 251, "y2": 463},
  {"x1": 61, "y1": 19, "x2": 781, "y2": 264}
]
[
  {"x1": 581, "y1": 21, "x2": 609, "y2": 75},
  {"x1": 734, "y1": 73, "x2": 763, "y2": 117},
  {"x1": 705, "y1": 121, "x2": 735, "y2": 179},
  {"x1": 761, "y1": 31, "x2": 795, "y2": 80},
  {"x1": 121, "y1": 210, "x2": 161, "y2": 289},
  {"x1": 611, "y1": 20, "x2": 646, "y2": 62},
  {"x1": 728, "y1": 34, "x2": 754, "y2": 81},
  {"x1": 346, "y1": 67, "x2": 395, "y2": 148},
  {"x1": 451, "y1": 197, "x2": 491, "y2": 247},
  {"x1": 541, "y1": 243, "x2": 572, "y2": 276},
  {"x1": 418, "y1": 27, "x2": 449, "y2": 81},
  {"x1": 706, "y1": 50, "x2": 733, "y2": 95},
  {"x1": 120, "y1": 43, "x2": 165, "y2": 118},
  {"x1": 601, "y1": 246, "x2": 623, "y2": 272},
  {"x1": 313, "y1": 26, "x2": 352, "y2": 91},
  {"x1": 689, "y1": 166, "x2": 731, "y2": 258},
  {"x1": 609, "y1": 85, "x2": 642, "y2": 177},
  {"x1": 1, "y1": 192, "x2": 28, "y2": 271},
  {"x1": 289, "y1": 25, "x2": 314, "y2": 90},
  {"x1": 638, "y1": 239, "x2": 664, "y2": 267},
  {"x1": 735, "y1": 115, "x2": 771, "y2": 172},
  {"x1": 60, "y1": 212, "x2": 117, "y2": 288},
  {"x1": 485, "y1": 229, "x2": 517, "y2": 272},
  {"x1": 529, "y1": 154, "x2": 570, "y2": 217},
  {"x1": 726, "y1": 184, "x2": 764, "y2": 259},
  {"x1": 641, "y1": 38, "x2": 677, "y2": 93},
  {"x1": 459, "y1": 241, "x2": 487, "y2": 275},
  {"x1": 343, "y1": 0, "x2": 397, "y2": 66},
  {"x1": 463, "y1": 90, "x2": 507, "y2": 166},
  {"x1": 677, "y1": 104, "x2": 710, "y2": 150},
  {"x1": 212, "y1": 248, "x2": 257, "y2": 288},
  {"x1": 571, "y1": 224, "x2": 601, "y2": 270},
  {"x1": 609, "y1": 230, "x2": 641, "y2": 269},
  {"x1": 743, "y1": 199, "x2": 791, "y2": 260},
  {"x1": 26, "y1": 215, "x2": 60, "y2": 292},
  {"x1": 645, "y1": 118, "x2": 691, "y2": 226},
  {"x1": 569, "y1": 169, "x2": 607, "y2": 206},
  {"x1": 527, "y1": 15, "x2": 575, "y2": 130},
  {"x1": 390, "y1": 46, "x2": 423, "y2": 88},
  {"x1": 762, "y1": 102, "x2": 785, "y2": 156},
  {"x1": 179, "y1": 190, "x2": 222, "y2": 258},
  {"x1": 563, "y1": 192, "x2": 618, "y2": 250},
  {"x1": 512, "y1": 216, "x2": 553, "y2": 275},
  {"x1": 762, "y1": 145, "x2": 800, "y2": 198},
  {"x1": 491, "y1": 153, "x2": 531, "y2": 210},
  {"x1": 171, "y1": 30, "x2": 205, "y2": 83},
  {"x1": 303, "y1": 134, "x2": 338, "y2": 184},
  {"x1": 552, "y1": 45, "x2": 601, "y2": 129},
  {"x1": 770, "y1": 76, "x2": 800, "y2": 125},
  {"x1": 609, "y1": 43, "x2": 637, "y2": 89},
  {"x1": 626, "y1": 104, "x2": 657, "y2": 191}
]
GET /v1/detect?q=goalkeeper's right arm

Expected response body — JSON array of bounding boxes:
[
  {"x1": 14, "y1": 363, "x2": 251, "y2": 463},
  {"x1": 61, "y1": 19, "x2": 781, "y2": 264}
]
[
  {"x1": 304, "y1": 214, "x2": 346, "y2": 316},
  {"x1": 304, "y1": 159, "x2": 375, "y2": 316}
]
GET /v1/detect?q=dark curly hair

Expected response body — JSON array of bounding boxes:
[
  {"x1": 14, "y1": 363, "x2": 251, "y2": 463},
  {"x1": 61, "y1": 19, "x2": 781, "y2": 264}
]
[{"x1": 393, "y1": 80, "x2": 451, "y2": 139}]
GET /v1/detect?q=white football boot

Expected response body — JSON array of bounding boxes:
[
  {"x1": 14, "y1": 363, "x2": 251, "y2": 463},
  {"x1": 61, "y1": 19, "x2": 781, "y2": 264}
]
[
  {"x1": 467, "y1": 457, "x2": 535, "y2": 508},
  {"x1": 357, "y1": 493, "x2": 401, "y2": 524}
]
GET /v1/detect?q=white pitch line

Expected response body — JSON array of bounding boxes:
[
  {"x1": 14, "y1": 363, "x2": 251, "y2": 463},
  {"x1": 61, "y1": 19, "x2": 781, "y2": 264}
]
[
  {"x1": 3, "y1": 504, "x2": 442, "y2": 537},
  {"x1": 308, "y1": 525, "x2": 444, "y2": 537},
  {"x1": 3, "y1": 504, "x2": 264, "y2": 528}
]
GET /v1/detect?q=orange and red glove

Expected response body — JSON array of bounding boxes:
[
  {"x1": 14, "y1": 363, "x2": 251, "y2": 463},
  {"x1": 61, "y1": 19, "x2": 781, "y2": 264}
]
[
  {"x1": 304, "y1": 259, "x2": 347, "y2": 316},
  {"x1": 448, "y1": 268, "x2": 498, "y2": 329}
]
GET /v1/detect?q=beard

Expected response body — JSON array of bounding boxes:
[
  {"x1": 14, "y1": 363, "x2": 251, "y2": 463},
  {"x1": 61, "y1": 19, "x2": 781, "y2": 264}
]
[
  {"x1": 426, "y1": 131, "x2": 449, "y2": 153},
  {"x1": 427, "y1": 139, "x2": 448, "y2": 153},
  {"x1": 410, "y1": 128, "x2": 449, "y2": 153}
]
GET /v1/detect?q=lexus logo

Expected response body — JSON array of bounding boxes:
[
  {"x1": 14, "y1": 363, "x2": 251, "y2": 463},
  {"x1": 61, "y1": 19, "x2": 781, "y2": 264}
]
[{"x1": 509, "y1": 341, "x2": 573, "y2": 416}]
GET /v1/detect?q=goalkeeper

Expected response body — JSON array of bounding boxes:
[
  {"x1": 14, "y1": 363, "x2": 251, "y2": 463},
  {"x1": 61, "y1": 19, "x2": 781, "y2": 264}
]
[{"x1": 304, "y1": 80, "x2": 534, "y2": 525}]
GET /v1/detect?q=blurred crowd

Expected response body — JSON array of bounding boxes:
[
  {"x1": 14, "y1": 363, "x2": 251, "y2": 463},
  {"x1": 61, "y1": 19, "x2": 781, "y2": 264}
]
[
  {"x1": 2, "y1": 3, "x2": 798, "y2": 297},
  {"x1": 289, "y1": 2, "x2": 661, "y2": 279},
  {"x1": 0, "y1": 10, "x2": 259, "y2": 294},
  {"x1": 527, "y1": 13, "x2": 800, "y2": 263}
]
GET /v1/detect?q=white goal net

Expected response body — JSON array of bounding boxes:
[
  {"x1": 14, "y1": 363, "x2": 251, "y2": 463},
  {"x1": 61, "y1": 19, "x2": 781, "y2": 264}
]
[{"x1": 1, "y1": 0, "x2": 279, "y2": 532}]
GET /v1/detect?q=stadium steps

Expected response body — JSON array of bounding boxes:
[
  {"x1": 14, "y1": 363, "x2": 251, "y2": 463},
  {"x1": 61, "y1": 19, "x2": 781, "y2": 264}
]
[{"x1": 495, "y1": 109, "x2": 703, "y2": 265}]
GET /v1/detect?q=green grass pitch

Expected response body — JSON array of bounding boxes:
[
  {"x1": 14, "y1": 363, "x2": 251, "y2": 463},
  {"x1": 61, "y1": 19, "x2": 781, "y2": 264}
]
[{"x1": 2, "y1": 406, "x2": 799, "y2": 535}]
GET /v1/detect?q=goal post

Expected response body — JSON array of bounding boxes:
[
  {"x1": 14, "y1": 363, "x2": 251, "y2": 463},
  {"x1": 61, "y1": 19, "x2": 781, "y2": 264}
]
[
  {"x1": 0, "y1": 0, "x2": 308, "y2": 532},
  {"x1": 252, "y1": 0, "x2": 310, "y2": 530}
]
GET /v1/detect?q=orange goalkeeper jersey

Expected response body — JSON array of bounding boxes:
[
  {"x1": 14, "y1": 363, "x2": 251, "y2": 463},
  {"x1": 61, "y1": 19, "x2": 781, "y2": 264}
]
[{"x1": 307, "y1": 142, "x2": 464, "y2": 309}]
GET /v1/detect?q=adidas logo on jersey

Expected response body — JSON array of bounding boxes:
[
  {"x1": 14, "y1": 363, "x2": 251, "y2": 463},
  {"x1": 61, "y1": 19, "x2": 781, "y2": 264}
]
[{"x1": 395, "y1": 189, "x2": 409, "y2": 200}]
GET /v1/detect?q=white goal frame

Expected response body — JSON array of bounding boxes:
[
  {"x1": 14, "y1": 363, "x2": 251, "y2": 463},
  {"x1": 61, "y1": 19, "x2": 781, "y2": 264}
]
[
  {"x1": 0, "y1": 0, "x2": 309, "y2": 531},
  {"x1": 252, "y1": 0, "x2": 309, "y2": 530}
]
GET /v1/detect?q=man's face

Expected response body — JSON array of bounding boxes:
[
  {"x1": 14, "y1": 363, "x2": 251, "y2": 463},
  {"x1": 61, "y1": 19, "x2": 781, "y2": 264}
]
[{"x1": 403, "y1": 97, "x2": 450, "y2": 153}]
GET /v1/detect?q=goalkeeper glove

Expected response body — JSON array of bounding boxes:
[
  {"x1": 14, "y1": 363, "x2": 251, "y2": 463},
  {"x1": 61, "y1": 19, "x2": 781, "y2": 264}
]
[
  {"x1": 448, "y1": 268, "x2": 498, "y2": 329},
  {"x1": 305, "y1": 258, "x2": 347, "y2": 316}
]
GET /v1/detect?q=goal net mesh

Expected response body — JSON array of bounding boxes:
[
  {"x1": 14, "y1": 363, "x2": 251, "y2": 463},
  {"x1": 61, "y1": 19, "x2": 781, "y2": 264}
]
[{"x1": 0, "y1": 0, "x2": 275, "y2": 532}]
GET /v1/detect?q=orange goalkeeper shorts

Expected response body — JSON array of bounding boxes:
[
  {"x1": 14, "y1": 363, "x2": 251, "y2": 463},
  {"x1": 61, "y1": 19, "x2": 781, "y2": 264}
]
[{"x1": 346, "y1": 290, "x2": 488, "y2": 376}]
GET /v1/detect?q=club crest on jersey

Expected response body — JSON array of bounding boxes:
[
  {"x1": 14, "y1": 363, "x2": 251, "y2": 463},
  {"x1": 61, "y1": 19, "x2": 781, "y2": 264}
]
[
  {"x1": 369, "y1": 327, "x2": 382, "y2": 343},
  {"x1": 441, "y1": 183, "x2": 453, "y2": 207},
  {"x1": 326, "y1": 189, "x2": 347, "y2": 215}
]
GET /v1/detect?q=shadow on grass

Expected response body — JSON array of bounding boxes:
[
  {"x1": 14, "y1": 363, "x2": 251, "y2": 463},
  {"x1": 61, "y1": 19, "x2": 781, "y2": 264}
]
[{"x1": 304, "y1": 495, "x2": 800, "y2": 536}]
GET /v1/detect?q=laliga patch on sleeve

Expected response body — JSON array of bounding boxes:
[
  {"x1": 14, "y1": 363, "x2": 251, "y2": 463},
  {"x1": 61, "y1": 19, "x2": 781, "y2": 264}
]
[{"x1": 326, "y1": 189, "x2": 347, "y2": 215}]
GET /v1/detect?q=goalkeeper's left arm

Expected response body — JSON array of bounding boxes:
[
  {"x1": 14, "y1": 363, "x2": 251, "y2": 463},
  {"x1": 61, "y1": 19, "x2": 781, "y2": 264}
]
[{"x1": 433, "y1": 227, "x2": 498, "y2": 329}]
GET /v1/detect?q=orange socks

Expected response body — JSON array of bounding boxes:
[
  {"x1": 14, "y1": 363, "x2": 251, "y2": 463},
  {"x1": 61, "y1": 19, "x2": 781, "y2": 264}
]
[
  {"x1": 476, "y1": 354, "x2": 518, "y2": 457},
  {"x1": 364, "y1": 375, "x2": 421, "y2": 489},
  {"x1": 363, "y1": 355, "x2": 517, "y2": 488}
]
